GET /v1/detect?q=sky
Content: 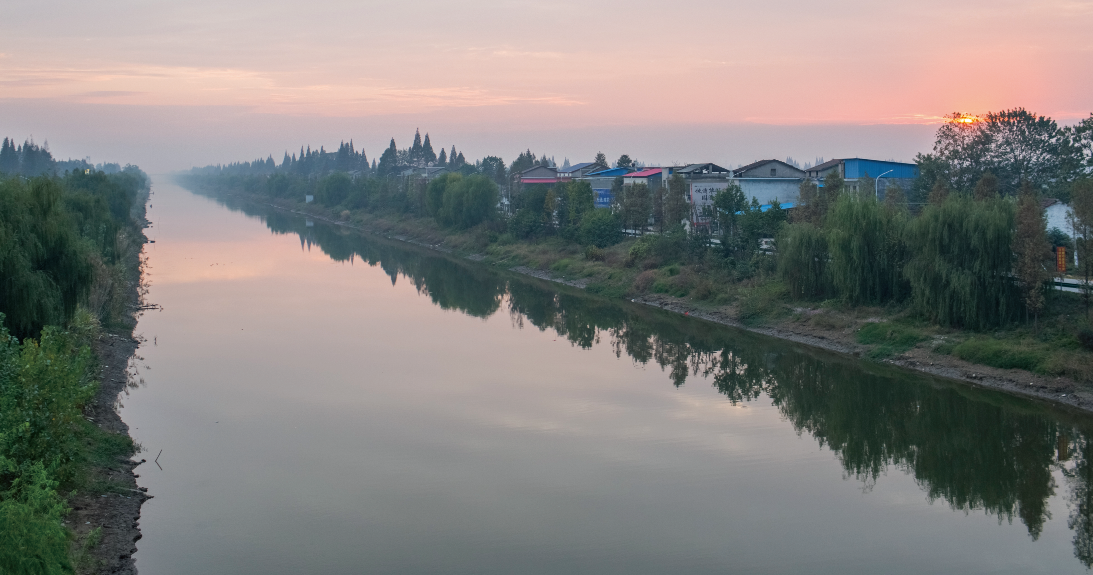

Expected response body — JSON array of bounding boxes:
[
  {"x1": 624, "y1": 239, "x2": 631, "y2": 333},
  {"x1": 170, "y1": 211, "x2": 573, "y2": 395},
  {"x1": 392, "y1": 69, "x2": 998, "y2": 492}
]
[{"x1": 2, "y1": 0, "x2": 1092, "y2": 172}]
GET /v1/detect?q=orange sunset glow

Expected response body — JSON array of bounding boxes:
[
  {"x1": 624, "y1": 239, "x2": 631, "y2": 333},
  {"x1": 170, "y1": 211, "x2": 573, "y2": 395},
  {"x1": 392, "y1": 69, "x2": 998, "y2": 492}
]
[{"x1": 2, "y1": 0, "x2": 1091, "y2": 171}]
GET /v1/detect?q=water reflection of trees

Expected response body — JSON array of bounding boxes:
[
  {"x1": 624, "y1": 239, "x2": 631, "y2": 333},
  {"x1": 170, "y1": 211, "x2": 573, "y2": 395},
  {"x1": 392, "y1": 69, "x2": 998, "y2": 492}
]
[{"x1": 214, "y1": 195, "x2": 1093, "y2": 566}]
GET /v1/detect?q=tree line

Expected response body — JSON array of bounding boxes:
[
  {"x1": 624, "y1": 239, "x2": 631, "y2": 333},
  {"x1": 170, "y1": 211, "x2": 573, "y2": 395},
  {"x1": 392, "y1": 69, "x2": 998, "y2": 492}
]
[
  {"x1": 185, "y1": 109, "x2": 1093, "y2": 334},
  {"x1": 0, "y1": 164, "x2": 150, "y2": 573}
]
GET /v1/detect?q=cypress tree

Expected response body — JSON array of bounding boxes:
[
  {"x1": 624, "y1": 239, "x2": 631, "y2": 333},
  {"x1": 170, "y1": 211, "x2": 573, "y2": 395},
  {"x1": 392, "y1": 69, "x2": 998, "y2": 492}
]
[
  {"x1": 410, "y1": 129, "x2": 423, "y2": 165},
  {"x1": 437, "y1": 148, "x2": 447, "y2": 166},
  {"x1": 422, "y1": 133, "x2": 436, "y2": 165},
  {"x1": 0, "y1": 138, "x2": 19, "y2": 174}
]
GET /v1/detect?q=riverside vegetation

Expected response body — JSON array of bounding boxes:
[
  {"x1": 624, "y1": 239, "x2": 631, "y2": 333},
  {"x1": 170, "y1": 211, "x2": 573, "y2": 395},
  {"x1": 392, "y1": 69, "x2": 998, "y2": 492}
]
[
  {"x1": 180, "y1": 109, "x2": 1093, "y2": 387},
  {"x1": 0, "y1": 156, "x2": 150, "y2": 574}
]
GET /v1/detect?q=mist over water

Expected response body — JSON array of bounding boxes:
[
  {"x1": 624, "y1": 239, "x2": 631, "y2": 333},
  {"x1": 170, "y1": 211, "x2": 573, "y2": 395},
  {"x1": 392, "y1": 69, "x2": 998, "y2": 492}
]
[{"x1": 121, "y1": 177, "x2": 1093, "y2": 574}]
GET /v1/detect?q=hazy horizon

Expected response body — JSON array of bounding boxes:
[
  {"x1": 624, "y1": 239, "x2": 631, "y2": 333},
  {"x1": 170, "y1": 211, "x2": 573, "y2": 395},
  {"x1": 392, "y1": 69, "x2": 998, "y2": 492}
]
[{"x1": 3, "y1": 0, "x2": 1091, "y2": 172}]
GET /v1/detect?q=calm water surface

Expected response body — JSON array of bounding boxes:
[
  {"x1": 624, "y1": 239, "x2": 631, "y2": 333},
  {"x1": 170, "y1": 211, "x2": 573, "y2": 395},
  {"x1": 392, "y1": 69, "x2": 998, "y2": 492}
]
[{"x1": 122, "y1": 177, "x2": 1093, "y2": 574}]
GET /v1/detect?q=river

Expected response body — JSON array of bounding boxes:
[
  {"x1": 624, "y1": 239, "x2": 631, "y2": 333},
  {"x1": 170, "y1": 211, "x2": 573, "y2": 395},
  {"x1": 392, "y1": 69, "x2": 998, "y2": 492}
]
[{"x1": 120, "y1": 176, "x2": 1093, "y2": 574}]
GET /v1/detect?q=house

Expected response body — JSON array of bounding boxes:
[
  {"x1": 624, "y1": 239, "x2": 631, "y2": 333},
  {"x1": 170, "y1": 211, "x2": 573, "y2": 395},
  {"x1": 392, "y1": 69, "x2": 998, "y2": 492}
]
[
  {"x1": 806, "y1": 158, "x2": 918, "y2": 199},
  {"x1": 623, "y1": 168, "x2": 673, "y2": 189},
  {"x1": 399, "y1": 166, "x2": 448, "y2": 180},
  {"x1": 730, "y1": 159, "x2": 806, "y2": 205},
  {"x1": 676, "y1": 163, "x2": 732, "y2": 178},
  {"x1": 1044, "y1": 199, "x2": 1075, "y2": 236},
  {"x1": 581, "y1": 167, "x2": 635, "y2": 208},
  {"x1": 517, "y1": 165, "x2": 559, "y2": 185},
  {"x1": 557, "y1": 162, "x2": 608, "y2": 180}
]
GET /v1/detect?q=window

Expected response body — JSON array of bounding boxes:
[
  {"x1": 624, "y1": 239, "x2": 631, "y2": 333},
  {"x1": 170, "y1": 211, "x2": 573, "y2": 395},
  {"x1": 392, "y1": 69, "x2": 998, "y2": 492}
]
[{"x1": 770, "y1": 168, "x2": 776, "y2": 177}]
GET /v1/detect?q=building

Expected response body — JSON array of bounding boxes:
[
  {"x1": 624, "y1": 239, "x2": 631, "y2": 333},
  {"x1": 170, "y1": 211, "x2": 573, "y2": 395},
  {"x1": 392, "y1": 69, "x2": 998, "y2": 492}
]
[
  {"x1": 806, "y1": 158, "x2": 918, "y2": 199},
  {"x1": 557, "y1": 162, "x2": 607, "y2": 180},
  {"x1": 731, "y1": 159, "x2": 806, "y2": 205},
  {"x1": 399, "y1": 166, "x2": 448, "y2": 180},
  {"x1": 581, "y1": 167, "x2": 635, "y2": 208},
  {"x1": 677, "y1": 163, "x2": 732, "y2": 178},
  {"x1": 623, "y1": 168, "x2": 675, "y2": 190},
  {"x1": 517, "y1": 165, "x2": 560, "y2": 185}
]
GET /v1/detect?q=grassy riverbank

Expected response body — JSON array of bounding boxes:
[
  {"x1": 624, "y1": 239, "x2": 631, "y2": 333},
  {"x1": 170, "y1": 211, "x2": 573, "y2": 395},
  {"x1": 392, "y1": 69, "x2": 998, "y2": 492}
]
[
  {"x1": 0, "y1": 170, "x2": 150, "y2": 575},
  {"x1": 180, "y1": 178, "x2": 1093, "y2": 407}
]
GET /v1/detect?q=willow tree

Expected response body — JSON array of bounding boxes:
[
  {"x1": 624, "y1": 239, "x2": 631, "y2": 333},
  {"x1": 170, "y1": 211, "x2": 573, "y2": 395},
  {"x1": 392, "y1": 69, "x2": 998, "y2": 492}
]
[
  {"x1": 0, "y1": 178, "x2": 94, "y2": 339},
  {"x1": 904, "y1": 195, "x2": 1018, "y2": 329},
  {"x1": 825, "y1": 194, "x2": 908, "y2": 305},
  {"x1": 778, "y1": 222, "x2": 830, "y2": 299}
]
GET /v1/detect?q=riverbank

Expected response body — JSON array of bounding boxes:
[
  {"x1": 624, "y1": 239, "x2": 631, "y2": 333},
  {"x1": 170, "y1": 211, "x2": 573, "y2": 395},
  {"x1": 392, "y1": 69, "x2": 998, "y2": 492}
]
[
  {"x1": 68, "y1": 205, "x2": 152, "y2": 574},
  {"x1": 185, "y1": 185, "x2": 1093, "y2": 416}
]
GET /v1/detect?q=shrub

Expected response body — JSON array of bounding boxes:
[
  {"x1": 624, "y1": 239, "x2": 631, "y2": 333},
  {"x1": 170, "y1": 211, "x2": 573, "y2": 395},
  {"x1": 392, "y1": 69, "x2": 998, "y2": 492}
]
[
  {"x1": 578, "y1": 209, "x2": 622, "y2": 248},
  {"x1": 1079, "y1": 327, "x2": 1093, "y2": 351},
  {"x1": 633, "y1": 270, "x2": 656, "y2": 293}
]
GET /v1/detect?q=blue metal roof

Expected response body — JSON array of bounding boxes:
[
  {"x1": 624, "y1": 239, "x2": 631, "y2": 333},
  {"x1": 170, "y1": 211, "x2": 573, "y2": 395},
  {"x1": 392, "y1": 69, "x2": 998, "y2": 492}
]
[{"x1": 842, "y1": 158, "x2": 918, "y2": 180}]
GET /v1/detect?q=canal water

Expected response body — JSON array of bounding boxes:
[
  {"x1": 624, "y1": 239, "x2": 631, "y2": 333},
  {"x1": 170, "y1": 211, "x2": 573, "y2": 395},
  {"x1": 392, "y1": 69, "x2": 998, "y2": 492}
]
[{"x1": 122, "y1": 177, "x2": 1093, "y2": 574}]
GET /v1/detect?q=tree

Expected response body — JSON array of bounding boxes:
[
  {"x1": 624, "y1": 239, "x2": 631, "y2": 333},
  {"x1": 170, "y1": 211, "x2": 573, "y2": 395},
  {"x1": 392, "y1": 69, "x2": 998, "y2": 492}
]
[
  {"x1": 510, "y1": 149, "x2": 537, "y2": 175},
  {"x1": 614, "y1": 183, "x2": 651, "y2": 234},
  {"x1": 664, "y1": 174, "x2": 690, "y2": 231},
  {"x1": 1068, "y1": 179, "x2": 1093, "y2": 317},
  {"x1": 713, "y1": 182, "x2": 746, "y2": 250},
  {"x1": 904, "y1": 195, "x2": 1018, "y2": 329},
  {"x1": 410, "y1": 129, "x2": 424, "y2": 165},
  {"x1": 579, "y1": 209, "x2": 622, "y2": 247},
  {"x1": 594, "y1": 151, "x2": 607, "y2": 167},
  {"x1": 616, "y1": 154, "x2": 634, "y2": 169},
  {"x1": 377, "y1": 139, "x2": 399, "y2": 177},
  {"x1": 437, "y1": 147, "x2": 447, "y2": 167},
  {"x1": 0, "y1": 138, "x2": 19, "y2": 174},
  {"x1": 974, "y1": 171, "x2": 1000, "y2": 200},
  {"x1": 422, "y1": 133, "x2": 437, "y2": 165},
  {"x1": 928, "y1": 181, "x2": 949, "y2": 205},
  {"x1": 480, "y1": 156, "x2": 506, "y2": 185},
  {"x1": 1013, "y1": 180, "x2": 1052, "y2": 328},
  {"x1": 926, "y1": 109, "x2": 1070, "y2": 196}
]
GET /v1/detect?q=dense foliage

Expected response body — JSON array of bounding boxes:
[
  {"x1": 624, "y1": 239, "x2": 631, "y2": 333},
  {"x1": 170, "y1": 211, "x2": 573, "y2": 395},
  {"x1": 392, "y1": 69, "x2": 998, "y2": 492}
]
[{"x1": 0, "y1": 162, "x2": 147, "y2": 572}]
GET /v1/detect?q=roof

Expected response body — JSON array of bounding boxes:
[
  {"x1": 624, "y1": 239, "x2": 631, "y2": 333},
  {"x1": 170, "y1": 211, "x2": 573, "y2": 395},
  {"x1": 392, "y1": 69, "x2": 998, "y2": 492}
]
[
  {"x1": 520, "y1": 165, "x2": 557, "y2": 175},
  {"x1": 625, "y1": 168, "x2": 662, "y2": 178},
  {"x1": 808, "y1": 158, "x2": 843, "y2": 172},
  {"x1": 678, "y1": 163, "x2": 730, "y2": 174},
  {"x1": 559, "y1": 162, "x2": 597, "y2": 173},
  {"x1": 586, "y1": 167, "x2": 634, "y2": 177},
  {"x1": 735, "y1": 159, "x2": 783, "y2": 173}
]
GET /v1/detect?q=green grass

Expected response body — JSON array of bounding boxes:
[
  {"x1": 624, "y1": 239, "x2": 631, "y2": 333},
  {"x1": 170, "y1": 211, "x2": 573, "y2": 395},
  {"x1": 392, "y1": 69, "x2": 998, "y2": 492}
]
[
  {"x1": 951, "y1": 337, "x2": 1049, "y2": 371},
  {"x1": 857, "y1": 322, "x2": 928, "y2": 359}
]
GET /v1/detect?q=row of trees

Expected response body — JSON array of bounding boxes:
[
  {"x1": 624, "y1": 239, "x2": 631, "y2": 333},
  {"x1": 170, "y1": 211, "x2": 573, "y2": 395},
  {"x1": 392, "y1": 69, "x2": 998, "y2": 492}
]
[
  {"x1": 0, "y1": 166, "x2": 149, "y2": 573},
  {"x1": 0, "y1": 137, "x2": 124, "y2": 178},
  {"x1": 778, "y1": 170, "x2": 1092, "y2": 329},
  {"x1": 915, "y1": 109, "x2": 1093, "y2": 201}
]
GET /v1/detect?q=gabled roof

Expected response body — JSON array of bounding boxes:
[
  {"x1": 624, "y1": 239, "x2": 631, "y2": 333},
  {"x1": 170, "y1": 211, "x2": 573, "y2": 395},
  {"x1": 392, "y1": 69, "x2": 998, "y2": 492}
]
[
  {"x1": 625, "y1": 168, "x2": 662, "y2": 178},
  {"x1": 520, "y1": 165, "x2": 558, "y2": 174},
  {"x1": 735, "y1": 159, "x2": 794, "y2": 173},
  {"x1": 678, "y1": 163, "x2": 730, "y2": 175},
  {"x1": 559, "y1": 162, "x2": 598, "y2": 173},
  {"x1": 807, "y1": 158, "x2": 843, "y2": 173}
]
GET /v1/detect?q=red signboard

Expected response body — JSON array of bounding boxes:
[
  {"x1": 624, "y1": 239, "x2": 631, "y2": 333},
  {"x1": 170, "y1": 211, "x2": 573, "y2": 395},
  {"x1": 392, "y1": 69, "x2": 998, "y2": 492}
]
[{"x1": 1058, "y1": 246, "x2": 1067, "y2": 272}]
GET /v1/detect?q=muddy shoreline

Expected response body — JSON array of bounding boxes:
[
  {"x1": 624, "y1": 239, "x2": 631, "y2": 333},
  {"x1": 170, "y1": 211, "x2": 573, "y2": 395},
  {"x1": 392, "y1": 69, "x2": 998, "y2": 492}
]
[
  {"x1": 211, "y1": 190, "x2": 1093, "y2": 417},
  {"x1": 68, "y1": 223, "x2": 152, "y2": 573}
]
